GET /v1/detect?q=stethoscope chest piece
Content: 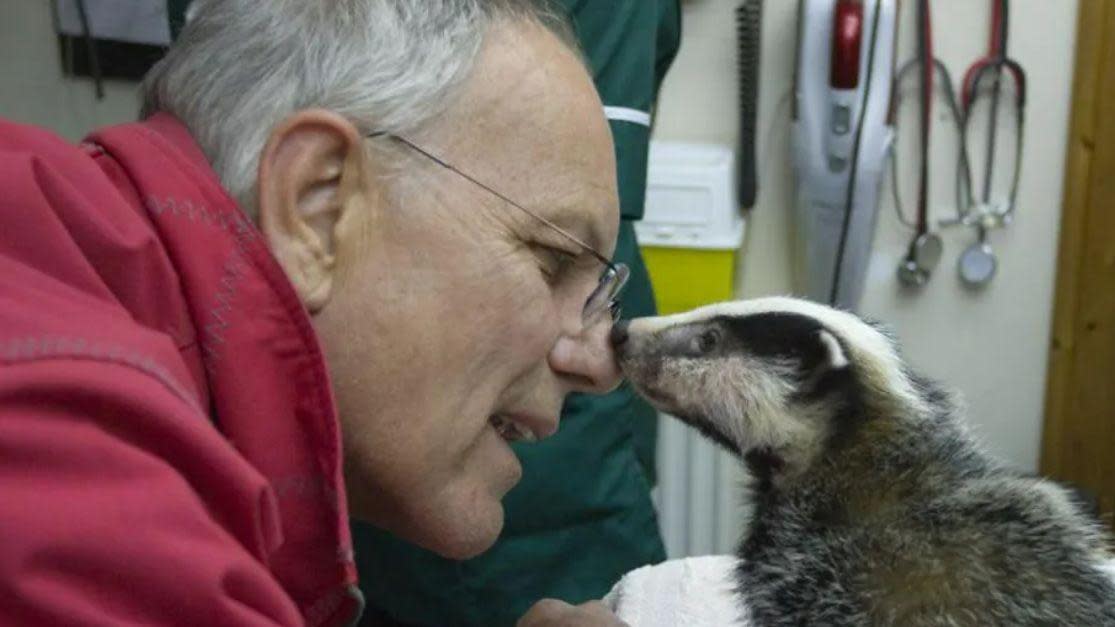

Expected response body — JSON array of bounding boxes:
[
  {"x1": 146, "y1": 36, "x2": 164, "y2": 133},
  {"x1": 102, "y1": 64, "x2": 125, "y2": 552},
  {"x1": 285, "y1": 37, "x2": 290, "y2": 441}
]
[
  {"x1": 912, "y1": 231, "x2": 943, "y2": 271},
  {"x1": 959, "y1": 241, "x2": 997, "y2": 287},
  {"x1": 897, "y1": 232, "x2": 943, "y2": 287},
  {"x1": 898, "y1": 258, "x2": 928, "y2": 286}
]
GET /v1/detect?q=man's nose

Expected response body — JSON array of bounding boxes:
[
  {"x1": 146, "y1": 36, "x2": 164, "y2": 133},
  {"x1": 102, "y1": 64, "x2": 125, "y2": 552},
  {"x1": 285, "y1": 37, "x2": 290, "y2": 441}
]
[{"x1": 549, "y1": 321, "x2": 623, "y2": 395}]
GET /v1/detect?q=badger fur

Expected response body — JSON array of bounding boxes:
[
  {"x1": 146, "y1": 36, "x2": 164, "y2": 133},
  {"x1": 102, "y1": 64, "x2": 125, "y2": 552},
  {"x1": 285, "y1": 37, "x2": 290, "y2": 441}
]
[{"x1": 612, "y1": 297, "x2": 1115, "y2": 626}]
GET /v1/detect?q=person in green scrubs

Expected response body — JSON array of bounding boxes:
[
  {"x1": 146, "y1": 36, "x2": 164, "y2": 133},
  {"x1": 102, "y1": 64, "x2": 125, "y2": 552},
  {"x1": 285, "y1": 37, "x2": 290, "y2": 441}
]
[{"x1": 352, "y1": 2, "x2": 683, "y2": 626}]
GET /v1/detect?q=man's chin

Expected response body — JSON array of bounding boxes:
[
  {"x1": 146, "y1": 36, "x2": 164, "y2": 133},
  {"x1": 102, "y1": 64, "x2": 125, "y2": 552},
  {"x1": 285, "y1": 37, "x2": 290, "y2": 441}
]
[
  {"x1": 344, "y1": 484, "x2": 507, "y2": 558},
  {"x1": 432, "y1": 460, "x2": 521, "y2": 557},
  {"x1": 423, "y1": 501, "x2": 505, "y2": 559}
]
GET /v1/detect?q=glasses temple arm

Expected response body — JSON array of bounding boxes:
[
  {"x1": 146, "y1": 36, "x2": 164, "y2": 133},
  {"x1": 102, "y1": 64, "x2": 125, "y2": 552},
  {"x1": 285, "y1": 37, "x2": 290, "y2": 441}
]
[{"x1": 368, "y1": 131, "x2": 615, "y2": 267}]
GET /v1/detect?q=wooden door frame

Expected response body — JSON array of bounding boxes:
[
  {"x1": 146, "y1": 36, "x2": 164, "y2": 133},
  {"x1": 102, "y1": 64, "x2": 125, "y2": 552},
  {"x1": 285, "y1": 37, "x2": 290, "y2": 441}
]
[{"x1": 1041, "y1": 0, "x2": 1115, "y2": 527}]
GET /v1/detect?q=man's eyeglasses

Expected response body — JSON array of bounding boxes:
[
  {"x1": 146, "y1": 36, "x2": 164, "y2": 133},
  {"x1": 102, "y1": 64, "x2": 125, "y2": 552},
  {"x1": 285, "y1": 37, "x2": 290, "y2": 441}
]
[{"x1": 366, "y1": 131, "x2": 629, "y2": 327}]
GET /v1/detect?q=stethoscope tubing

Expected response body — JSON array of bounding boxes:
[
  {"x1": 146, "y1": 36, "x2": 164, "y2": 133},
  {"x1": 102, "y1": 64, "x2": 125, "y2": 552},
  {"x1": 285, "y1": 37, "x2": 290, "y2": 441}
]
[{"x1": 890, "y1": 0, "x2": 1027, "y2": 289}]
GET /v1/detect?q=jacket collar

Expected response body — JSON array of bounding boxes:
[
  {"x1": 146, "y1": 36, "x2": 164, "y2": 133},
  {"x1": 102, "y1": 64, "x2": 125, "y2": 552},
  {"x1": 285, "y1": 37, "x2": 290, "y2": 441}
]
[{"x1": 88, "y1": 113, "x2": 363, "y2": 626}]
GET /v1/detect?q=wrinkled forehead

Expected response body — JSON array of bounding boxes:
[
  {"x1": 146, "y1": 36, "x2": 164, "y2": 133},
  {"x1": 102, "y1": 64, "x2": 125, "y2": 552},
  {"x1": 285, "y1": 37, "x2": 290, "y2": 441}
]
[{"x1": 423, "y1": 18, "x2": 619, "y2": 254}]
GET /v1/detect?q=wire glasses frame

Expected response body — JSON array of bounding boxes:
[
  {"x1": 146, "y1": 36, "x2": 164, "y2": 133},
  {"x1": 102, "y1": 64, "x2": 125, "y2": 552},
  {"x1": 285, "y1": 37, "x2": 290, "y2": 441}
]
[{"x1": 366, "y1": 131, "x2": 629, "y2": 327}]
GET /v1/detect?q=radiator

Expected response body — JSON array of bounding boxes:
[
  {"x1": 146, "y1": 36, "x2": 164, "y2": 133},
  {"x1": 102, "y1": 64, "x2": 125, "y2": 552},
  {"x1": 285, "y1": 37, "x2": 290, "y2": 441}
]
[{"x1": 652, "y1": 413, "x2": 751, "y2": 558}]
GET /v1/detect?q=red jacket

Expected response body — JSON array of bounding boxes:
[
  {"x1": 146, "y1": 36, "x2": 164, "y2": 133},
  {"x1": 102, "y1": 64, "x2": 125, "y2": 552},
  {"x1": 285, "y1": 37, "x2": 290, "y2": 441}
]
[{"x1": 0, "y1": 114, "x2": 362, "y2": 626}]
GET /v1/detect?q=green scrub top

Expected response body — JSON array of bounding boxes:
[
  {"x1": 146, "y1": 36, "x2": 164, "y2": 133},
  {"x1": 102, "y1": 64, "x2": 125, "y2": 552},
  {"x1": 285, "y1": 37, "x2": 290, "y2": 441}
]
[{"x1": 352, "y1": 2, "x2": 682, "y2": 626}]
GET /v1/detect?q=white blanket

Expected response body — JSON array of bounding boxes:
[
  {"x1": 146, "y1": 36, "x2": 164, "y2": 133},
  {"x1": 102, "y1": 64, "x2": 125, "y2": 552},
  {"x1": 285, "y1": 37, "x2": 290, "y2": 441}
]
[
  {"x1": 604, "y1": 556, "x2": 747, "y2": 626},
  {"x1": 605, "y1": 555, "x2": 1115, "y2": 627}
]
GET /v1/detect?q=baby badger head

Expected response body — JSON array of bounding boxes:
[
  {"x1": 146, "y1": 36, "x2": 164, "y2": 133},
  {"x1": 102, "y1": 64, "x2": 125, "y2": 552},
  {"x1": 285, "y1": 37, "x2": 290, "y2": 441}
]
[{"x1": 612, "y1": 297, "x2": 927, "y2": 480}]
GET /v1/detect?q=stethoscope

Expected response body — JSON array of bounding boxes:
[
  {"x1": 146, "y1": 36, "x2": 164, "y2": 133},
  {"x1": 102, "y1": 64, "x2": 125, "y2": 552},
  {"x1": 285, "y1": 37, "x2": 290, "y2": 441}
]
[
  {"x1": 950, "y1": 0, "x2": 1027, "y2": 287},
  {"x1": 892, "y1": 0, "x2": 1026, "y2": 289},
  {"x1": 891, "y1": 0, "x2": 949, "y2": 287}
]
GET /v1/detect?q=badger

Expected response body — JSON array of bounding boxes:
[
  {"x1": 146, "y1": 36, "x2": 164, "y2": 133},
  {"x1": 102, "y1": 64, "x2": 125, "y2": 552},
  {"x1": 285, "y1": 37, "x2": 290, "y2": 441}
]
[{"x1": 611, "y1": 297, "x2": 1115, "y2": 626}]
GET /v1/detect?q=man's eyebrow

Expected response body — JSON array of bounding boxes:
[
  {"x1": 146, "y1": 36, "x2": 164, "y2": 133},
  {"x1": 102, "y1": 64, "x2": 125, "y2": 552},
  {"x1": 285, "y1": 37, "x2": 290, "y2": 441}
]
[{"x1": 541, "y1": 202, "x2": 608, "y2": 256}]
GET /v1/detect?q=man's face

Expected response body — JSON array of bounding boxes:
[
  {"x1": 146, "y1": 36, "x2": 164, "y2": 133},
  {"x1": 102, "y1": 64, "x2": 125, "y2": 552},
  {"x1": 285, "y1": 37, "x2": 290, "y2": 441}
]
[{"x1": 312, "y1": 21, "x2": 622, "y2": 558}]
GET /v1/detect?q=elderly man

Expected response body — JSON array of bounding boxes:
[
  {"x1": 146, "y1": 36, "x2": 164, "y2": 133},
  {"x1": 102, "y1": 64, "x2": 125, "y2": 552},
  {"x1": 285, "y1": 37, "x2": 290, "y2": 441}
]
[
  {"x1": 353, "y1": 1, "x2": 681, "y2": 625},
  {"x1": 0, "y1": 1, "x2": 629, "y2": 625}
]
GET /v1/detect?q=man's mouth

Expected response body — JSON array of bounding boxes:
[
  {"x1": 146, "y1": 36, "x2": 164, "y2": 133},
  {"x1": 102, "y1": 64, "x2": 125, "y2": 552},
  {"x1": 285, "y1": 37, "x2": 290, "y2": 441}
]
[{"x1": 489, "y1": 414, "x2": 540, "y2": 443}]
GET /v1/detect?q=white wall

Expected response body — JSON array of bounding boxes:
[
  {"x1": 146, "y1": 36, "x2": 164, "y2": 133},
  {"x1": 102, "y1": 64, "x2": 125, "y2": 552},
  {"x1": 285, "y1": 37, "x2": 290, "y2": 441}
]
[
  {"x1": 653, "y1": 0, "x2": 1077, "y2": 475},
  {"x1": 0, "y1": 1, "x2": 140, "y2": 140}
]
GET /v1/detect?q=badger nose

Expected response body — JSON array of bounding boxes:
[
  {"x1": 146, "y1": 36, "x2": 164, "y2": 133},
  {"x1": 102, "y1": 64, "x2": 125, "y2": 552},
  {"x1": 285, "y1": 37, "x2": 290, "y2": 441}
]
[{"x1": 610, "y1": 320, "x2": 630, "y2": 348}]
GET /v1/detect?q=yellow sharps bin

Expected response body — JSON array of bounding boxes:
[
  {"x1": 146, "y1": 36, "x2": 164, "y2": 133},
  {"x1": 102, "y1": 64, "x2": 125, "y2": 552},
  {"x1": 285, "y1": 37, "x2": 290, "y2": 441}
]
[{"x1": 636, "y1": 142, "x2": 745, "y2": 315}]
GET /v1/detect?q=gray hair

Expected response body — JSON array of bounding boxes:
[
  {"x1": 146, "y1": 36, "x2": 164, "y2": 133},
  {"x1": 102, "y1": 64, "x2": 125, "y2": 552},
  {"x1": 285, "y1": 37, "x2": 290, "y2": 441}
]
[{"x1": 142, "y1": 0, "x2": 575, "y2": 216}]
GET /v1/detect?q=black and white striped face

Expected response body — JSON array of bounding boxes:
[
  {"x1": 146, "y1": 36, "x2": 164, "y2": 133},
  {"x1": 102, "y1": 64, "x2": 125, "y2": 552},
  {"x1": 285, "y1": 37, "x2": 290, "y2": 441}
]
[{"x1": 612, "y1": 298, "x2": 910, "y2": 460}]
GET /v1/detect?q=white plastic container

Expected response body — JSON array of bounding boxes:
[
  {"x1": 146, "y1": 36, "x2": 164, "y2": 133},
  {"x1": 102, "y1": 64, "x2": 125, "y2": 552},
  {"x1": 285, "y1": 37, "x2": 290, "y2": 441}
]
[{"x1": 636, "y1": 141, "x2": 745, "y2": 314}]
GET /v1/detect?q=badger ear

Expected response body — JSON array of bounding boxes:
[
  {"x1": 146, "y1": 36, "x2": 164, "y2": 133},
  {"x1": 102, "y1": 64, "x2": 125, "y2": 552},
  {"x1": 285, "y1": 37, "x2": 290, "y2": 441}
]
[{"x1": 817, "y1": 330, "x2": 849, "y2": 370}]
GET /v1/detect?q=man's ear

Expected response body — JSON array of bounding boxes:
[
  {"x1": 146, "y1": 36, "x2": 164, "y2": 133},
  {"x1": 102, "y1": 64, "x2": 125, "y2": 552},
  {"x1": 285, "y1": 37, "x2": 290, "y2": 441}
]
[
  {"x1": 817, "y1": 329, "x2": 850, "y2": 370},
  {"x1": 257, "y1": 109, "x2": 368, "y2": 313}
]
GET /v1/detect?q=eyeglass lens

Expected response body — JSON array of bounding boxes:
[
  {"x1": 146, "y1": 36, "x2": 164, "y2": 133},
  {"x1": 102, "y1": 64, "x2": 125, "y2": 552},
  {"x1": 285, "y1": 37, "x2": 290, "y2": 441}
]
[{"x1": 583, "y1": 263, "x2": 630, "y2": 325}]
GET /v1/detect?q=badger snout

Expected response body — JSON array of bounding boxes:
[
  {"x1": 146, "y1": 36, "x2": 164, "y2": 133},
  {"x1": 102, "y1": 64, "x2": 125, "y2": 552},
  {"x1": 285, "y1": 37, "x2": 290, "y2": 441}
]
[
  {"x1": 612, "y1": 317, "x2": 674, "y2": 407},
  {"x1": 609, "y1": 320, "x2": 630, "y2": 348},
  {"x1": 613, "y1": 314, "x2": 744, "y2": 456},
  {"x1": 610, "y1": 317, "x2": 650, "y2": 369}
]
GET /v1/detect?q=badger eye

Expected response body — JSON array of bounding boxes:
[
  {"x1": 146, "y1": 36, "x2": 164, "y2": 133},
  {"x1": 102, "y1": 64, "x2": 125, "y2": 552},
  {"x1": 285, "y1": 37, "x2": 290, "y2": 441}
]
[{"x1": 696, "y1": 329, "x2": 721, "y2": 354}]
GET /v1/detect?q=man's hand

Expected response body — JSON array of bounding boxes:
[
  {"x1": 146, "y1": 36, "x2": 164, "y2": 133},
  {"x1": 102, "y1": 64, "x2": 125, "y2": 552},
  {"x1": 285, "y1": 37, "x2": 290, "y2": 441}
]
[{"x1": 516, "y1": 599, "x2": 628, "y2": 627}]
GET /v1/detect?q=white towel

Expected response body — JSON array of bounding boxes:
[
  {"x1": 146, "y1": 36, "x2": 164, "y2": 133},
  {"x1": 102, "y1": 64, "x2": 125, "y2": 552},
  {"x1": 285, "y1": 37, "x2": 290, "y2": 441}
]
[
  {"x1": 605, "y1": 555, "x2": 1115, "y2": 627},
  {"x1": 604, "y1": 555, "x2": 748, "y2": 627}
]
